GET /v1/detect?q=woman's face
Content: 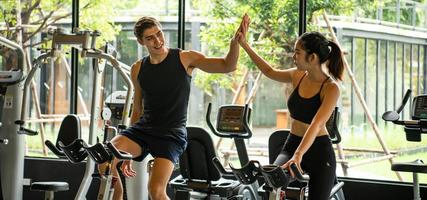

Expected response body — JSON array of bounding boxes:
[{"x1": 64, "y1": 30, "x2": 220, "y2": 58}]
[{"x1": 292, "y1": 41, "x2": 310, "y2": 70}]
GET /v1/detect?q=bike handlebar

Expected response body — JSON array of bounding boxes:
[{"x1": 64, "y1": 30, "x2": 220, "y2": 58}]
[
  {"x1": 45, "y1": 140, "x2": 66, "y2": 157},
  {"x1": 106, "y1": 142, "x2": 132, "y2": 160}
]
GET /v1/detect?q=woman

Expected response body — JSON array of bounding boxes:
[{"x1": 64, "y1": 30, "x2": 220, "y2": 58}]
[{"x1": 238, "y1": 14, "x2": 344, "y2": 200}]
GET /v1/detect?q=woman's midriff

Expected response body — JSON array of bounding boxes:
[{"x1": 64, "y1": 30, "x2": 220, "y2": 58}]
[{"x1": 290, "y1": 117, "x2": 329, "y2": 137}]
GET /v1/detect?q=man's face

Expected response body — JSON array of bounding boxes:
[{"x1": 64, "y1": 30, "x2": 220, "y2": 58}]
[{"x1": 139, "y1": 25, "x2": 167, "y2": 55}]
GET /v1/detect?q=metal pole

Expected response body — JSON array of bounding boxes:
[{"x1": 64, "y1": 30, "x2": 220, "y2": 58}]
[
  {"x1": 299, "y1": 0, "x2": 306, "y2": 35},
  {"x1": 375, "y1": 40, "x2": 379, "y2": 124},
  {"x1": 351, "y1": 38, "x2": 355, "y2": 125},
  {"x1": 385, "y1": 41, "x2": 389, "y2": 120},
  {"x1": 177, "y1": 0, "x2": 185, "y2": 49},
  {"x1": 70, "y1": 0, "x2": 79, "y2": 114}
]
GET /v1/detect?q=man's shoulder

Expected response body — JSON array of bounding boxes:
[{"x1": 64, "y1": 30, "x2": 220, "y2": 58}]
[
  {"x1": 131, "y1": 60, "x2": 143, "y2": 74},
  {"x1": 132, "y1": 60, "x2": 142, "y2": 67}
]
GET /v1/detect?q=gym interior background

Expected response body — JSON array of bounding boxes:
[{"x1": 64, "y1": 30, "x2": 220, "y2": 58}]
[{"x1": 1, "y1": 0, "x2": 427, "y2": 199}]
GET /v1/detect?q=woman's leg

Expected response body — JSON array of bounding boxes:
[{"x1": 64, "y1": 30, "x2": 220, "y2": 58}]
[
  {"x1": 304, "y1": 138, "x2": 336, "y2": 200},
  {"x1": 307, "y1": 163, "x2": 336, "y2": 200}
]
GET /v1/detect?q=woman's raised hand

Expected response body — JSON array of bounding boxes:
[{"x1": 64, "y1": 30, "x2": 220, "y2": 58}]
[{"x1": 233, "y1": 13, "x2": 250, "y2": 45}]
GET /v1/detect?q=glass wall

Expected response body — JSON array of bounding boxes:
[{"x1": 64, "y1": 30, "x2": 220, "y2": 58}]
[
  {"x1": 185, "y1": 0, "x2": 301, "y2": 166},
  {"x1": 314, "y1": 0, "x2": 427, "y2": 182},
  {"x1": 3, "y1": 0, "x2": 427, "y2": 185},
  {"x1": 183, "y1": 0, "x2": 427, "y2": 183},
  {"x1": 0, "y1": 1, "x2": 182, "y2": 156},
  {"x1": 0, "y1": 1, "x2": 76, "y2": 156}
]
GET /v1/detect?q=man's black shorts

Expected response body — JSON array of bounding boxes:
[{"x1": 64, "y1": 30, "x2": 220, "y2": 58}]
[{"x1": 120, "y1": 126, "x2": 187, "y2": 164}]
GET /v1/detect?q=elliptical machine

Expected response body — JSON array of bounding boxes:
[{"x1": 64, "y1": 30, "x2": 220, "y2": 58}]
[{"x1": 383, "y1": 89, "x2": 427, "y2": 200}]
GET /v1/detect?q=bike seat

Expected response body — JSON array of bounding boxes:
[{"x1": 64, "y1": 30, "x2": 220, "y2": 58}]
[{"x1": 391, "y1": 159, "x2": 427, "y2": 173}]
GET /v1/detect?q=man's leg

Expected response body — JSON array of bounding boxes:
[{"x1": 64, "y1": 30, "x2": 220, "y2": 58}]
[
  {"x1": 148, "y1": 158, "x2": 175, "y2": 200},
  {"x1": 110, "y1": 135, "x2": 143, "y2": 200}
]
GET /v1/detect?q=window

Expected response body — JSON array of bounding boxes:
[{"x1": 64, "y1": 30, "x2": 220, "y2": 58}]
[{"x1": 315, "y1": 0, "x2": 427, "y2": 182}]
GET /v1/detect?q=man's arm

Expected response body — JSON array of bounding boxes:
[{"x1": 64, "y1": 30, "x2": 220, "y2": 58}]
[
  {"x1": 180, "y1": 16, "x2": 245, "y2": 74},
  {"x1": 129, "y1": 61, "x2": 143, "y2": 124},
  {"x1": 181, "y1": 40, "x2": 239, "y2": 74}
]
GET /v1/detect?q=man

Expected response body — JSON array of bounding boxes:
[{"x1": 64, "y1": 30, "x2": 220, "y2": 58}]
[{"x1": 109, "y1": 15, "x2": 247, "y2": 200}]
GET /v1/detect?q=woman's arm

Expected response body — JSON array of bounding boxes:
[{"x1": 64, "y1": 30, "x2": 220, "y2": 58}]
[
  {"x1": 241, "y1": 42, "x2": 295, "y2": 83},
  {"x1": 238, "y1": 14, "x2": 295, "y2": 83}
]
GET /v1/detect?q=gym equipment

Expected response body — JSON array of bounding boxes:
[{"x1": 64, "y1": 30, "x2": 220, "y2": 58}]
[
  {"x1": 53, "y1": 136, "x2": 132, "y2": 200},
  {"x1": 29, "y1": 114, "x2": 81, "y2": 200},
  {"x1": 170, "y1": 104, "x2": 259, "y2": 199},
  {"x1": 42, "y1": 110, "x2": 130, "y2": 200},
  {"x1": 44, "y1": 114, "x2": 82, "y2": 159},
  {"x1": 0, "y1": 36, "x2": 26, "y2": 200},
  {"x1": 383, "y1": 89, "x2": 427, "y2": 200},
  {"x1": 83, "y1": 141, "x2": 132, "y2": 200},
  {"x1": 104, "y1": 90, "x2": 129, "y2": 126},
  {"x1": 170, "y1": 126, "x2": 252, "y2": 199},
  {"x1": 15, "y1": 28, "x2": 133, "y2": 200},
  {"x1": 30, "y1": 182, "x2": 69, "y2": 200},
  {"x1": 213, "y1": 157, "x2": 308, "y2": 200},
  {"x1": 207, "y1": 103, "x2": 259, "y2": 199},
  {"x1": 45, "y1": 115, "x2": 132, "y2": 200},
  {"x1": 213, "y1": 106, "x2": 344, "y2": 200},
  {"x1": 103, "y1": 90, "x2": 150, "y2": 200},
  {"x1": 104, "y1": 90, "x2": 131, "y2": 140},
  {"x1": 268, "y1": 130, "x2": 345, "y2": 200}
]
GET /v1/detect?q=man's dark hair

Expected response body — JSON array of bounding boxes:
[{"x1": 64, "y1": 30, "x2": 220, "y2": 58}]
[{"x1": 133, "y1": 16, "x2": 162, "y2": 39}]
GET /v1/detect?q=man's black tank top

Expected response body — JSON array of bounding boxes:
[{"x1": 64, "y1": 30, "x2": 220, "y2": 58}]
[
  {"x1": 287, "y1": 73, "x2": 329, "y2": 124},
  {"x1": 136, "y1": 48, "x2": 191, "y2": 128}
]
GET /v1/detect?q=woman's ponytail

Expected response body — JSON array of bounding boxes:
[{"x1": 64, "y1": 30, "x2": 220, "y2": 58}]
[{"x1": 326, "y1": 41, "x2": 344, "y2": 81}]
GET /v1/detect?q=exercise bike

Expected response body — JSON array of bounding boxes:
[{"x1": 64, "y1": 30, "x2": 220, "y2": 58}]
[
  {"x1": 383, "y1": 89, "x2": 427, "y2": 200},
  {"x1": 43, "y1": 112, "x2": 132, "y2": 200},
  {"x1": 213, "y1": 156, "x2": 309, "y2": 200},
  {"x1": 170, "y1": 103, "x2": 259, "y2": 199},
  {"x1": 209, "y1": 104, "x2": 308, "y2": 200},
  {"x1": 50, "y1": 132, "x2": 132, "y2": 200}
]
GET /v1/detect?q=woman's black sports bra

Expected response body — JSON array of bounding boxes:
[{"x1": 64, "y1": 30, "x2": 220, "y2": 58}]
[{"x1": 287, "y1": 73, "x2": 329, "y2": 124}]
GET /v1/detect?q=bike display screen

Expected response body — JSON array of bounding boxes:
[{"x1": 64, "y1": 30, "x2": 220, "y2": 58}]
[
  {"x1": 412, "y1": 95, "x2": 427, "y2": 120},
  {"x1": 216, "y1": 105, "x2": 251, "y2": 133}
]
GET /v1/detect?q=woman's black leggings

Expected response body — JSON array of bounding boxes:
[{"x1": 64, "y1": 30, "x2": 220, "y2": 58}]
[{"x1": 273, "y1": 133, "x2": 336, "y2": 200}]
